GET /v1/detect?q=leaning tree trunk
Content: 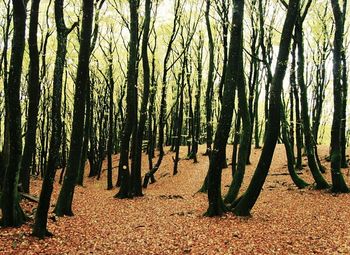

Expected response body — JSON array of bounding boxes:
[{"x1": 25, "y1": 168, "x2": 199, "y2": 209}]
[
  {"x1": 1, "y1": 0, "x2": 27, "y2": 227},
  {"x1": 233, "y1": 0, "x2": 299, "y2": 217},
  {"x1": 19, "y1": 0, "x2": 41, "y2": 194},
  {"x1": 32, "y1": 0, "x2": 77, "y2": 238},
  {"x1": 54, "y1": 0, "x2": 94, "y2": 216},
  {"x1": 205, "y1": 0, "x2": 245, "y2": 217},
  {"x1": 281, "y1": 104, "x2": 309, "y2": 189},
  {"x1": 329, "y1": 0, "x2": 349, "y2": 193}
]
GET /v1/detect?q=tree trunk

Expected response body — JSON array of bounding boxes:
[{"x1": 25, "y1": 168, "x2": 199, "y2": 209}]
[
  {"x1": 295, "y1": 14, "x2": 329, "y2": 189},
  {"x1": 130, "y1": 0, "x2": 151, "y2": 196},
  {"x1": 233, "y1": 0, "x2": 299, "y2": 216},
  {"x1": 330, "y1": 0, "x2": 349, "y2": 192},
  {"x1": 114, "y1": 0, "x2": 138, "y2": 198},
  {"x1": 54, "y1": 0, "x2": 94, "y2": 216},
  {"x1": 32, "y1": 0, "x2": 77, "y2": 237},
  {"x1": 281, "y1": 104, "x2": 309, "y2": 189},
  {"x1": 143, "y1": 1, "x2": 180, "y2": 188},
  {"x1": 107, "y1": 40, "x2": 114, "y2": 191},
  {"x1": 205, "y1": 0, "x2": 245, "y2": 216},
  {"x1": 19, "y1": 0, "x2": 41, "y2": 194},
  {"x1": 223, "y1": 0, "x2": 251, "y2": 205},
  {"x1": 204, "y1": 0, "x2": 214, "y2": 155},
  {"x1": 1, "y1": 0, "x2": 27, "y2": 227},
  {"x1": 0, "y1": 0, "x2": 12, "y2": 189}
]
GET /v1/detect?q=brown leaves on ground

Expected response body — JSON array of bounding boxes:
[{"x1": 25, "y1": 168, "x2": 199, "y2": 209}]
[{"x1": 1, "y1": 145, "x2": 350, "y2": 254}]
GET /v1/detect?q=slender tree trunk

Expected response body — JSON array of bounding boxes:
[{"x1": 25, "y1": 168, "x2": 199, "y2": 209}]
[
  {"x1": 281, "y1": 104, "x2": 309, "y2": 189},
  {"x1": 295, "y1": 15, "x2": 329, "y2": 189},
  {"x1": 223, "y1": 0, "x2": 251, "y2": 205},
  {"x1": 204, "y1": 0, "x2": 214, "y2": 156},
  {"x1": 0, "y1": 0, "x2": 12, "y2": 189},
  {"x1": 233, "y1": 0, "x2": 299, "y2": 216},
  {"x1": 290, "y1": 43, "x2": 303, "y2": 170},
  {"x1": 19, "y1": 0, "x2": 41, "y2": 194},
  {"x1": 32, "y1": 0, "x2": 77, "y2": 237},
  {"x1": 330, "y1": 0, "x2": 349, "y2": 192},
  {"x1": 76, "y1": 82, "x2": 91, "y2": 186},
  {"x1": 1, "y1": 0, "x2": 27, "y2": 227},
  {"x1": 174, "y1": 61, "x2": 186, "y2": 176},
  {"x1": 131, "y1": 0, "x2": 151, "y2": 196},
  {"x1": 143, "y1": 1, "x2": 180, "y2": 188},
  {"x1": 115, "y1": 0, "x2": 138, "y2": 198},
  {"x1": 54, "y1": 0, "x2": 94, "y2": 216},
  {"x1": 191, "y1": 35, "x2": 203, "y2": 163},
  {"x1": 107, "y1": 41, "x2": 114, "y2": 191},
  {"x1": 198, "y1": 0, "x2": 214, "y2": 193},
  {"x1": 205, "y1": 0, "x2": 245, "y2": 216},
  {"x1": 340, "y1": 0, "x2": 348, "y2": 168}
]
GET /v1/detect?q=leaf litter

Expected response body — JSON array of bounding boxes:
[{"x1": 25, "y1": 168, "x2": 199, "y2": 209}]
[{"x1": 0, "y1": 145, "x2": 350, "y2": 254}]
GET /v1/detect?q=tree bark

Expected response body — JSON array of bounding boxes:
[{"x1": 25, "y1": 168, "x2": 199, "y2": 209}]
[
  {"x1": 115, "y1": 0, "x2": 138, "y2": 198},
  {"x1": 32, "y1": 0, "x2": 77, "y2": 237},
  {"x1": 19, "y1": 0, "x2": 41, "y2": 194},
  {"x1": 233, "y1": 0, "x2": 299, "y2": 216},
  {"x1": 1, "y1": 0, "x2": 27, "y2": 227},
  {"x1": 330, "y1": 0, "x2": 349, "y2": 193},
  {"x1": 54, "y1": 0, "x2": 94, "y2": 216},
  {"x1": 205, "y1": 0, "x2": 245, "y2": 216}
]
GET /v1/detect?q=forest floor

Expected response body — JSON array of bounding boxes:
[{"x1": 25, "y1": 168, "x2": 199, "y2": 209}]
[{"x1": 1, "y1": 145, "x2": 350, "y2": 254}]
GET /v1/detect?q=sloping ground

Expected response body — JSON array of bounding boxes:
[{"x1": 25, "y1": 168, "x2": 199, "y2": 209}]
[{"x1": 1, "y1": 145, "x2": 350, "y2": 254}]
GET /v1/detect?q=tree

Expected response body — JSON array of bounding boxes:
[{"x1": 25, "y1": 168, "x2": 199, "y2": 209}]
[
  {"x1": 0, "y1": 0, "x2": 12, "y2": 188},
  {"x1": 19, "y1": 0, "x2": 41, "y2": 194},
  {"x1": 32, "y1": 0, "x2": 78, "y2": 237},
  {"x1": 115, "y1": 0, "x2": 138, "y2": 198},
  {"x1": 223, "y1": 0, "x2": 251, "y2": 204},
  {"x1": 1, "y1": 0, "x2": 27, "y2": 227},
  {"x1": 294, "y1": 0, "x2": 329, "y2": 188},
  {"x1": 106, "y1": 35, "x2": 115, "y2": 191},
  {"x1": 205, "y1": 0, "x2": 245, "y2": 216},
  {"x1": 130, "y1": 0, "x2": 152, "y2": 197},
  {"x1": 233, "y1": 0, "x2": 299, "y2": 217},
  {"x1": 143, "y1": 0, "x2": 181, "y2": 188},
  {"x1": 339, "y1": 0, "x2": 348, "y2": 168},
  {"x1": 329, "y1": 0, "x2": 349, "y2": 193},
  {"x1": 198, "y1": 0, "x2": 215, "y2": 193},
  {"x1": 54, "y1": 0, "x2": 94, "y2": 216}
]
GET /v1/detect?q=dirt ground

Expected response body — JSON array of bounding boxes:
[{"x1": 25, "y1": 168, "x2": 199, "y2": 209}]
[{"x1": 1, "y1": 145, "x2": 350, "y2": 254}]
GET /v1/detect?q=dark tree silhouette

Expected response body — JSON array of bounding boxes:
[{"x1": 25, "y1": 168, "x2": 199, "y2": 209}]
[
  {"x1": 205, "y1": 0, "x2": 245, "y2": 216},
  {"x1": 130, "y1": 0, "x2": 151, "y2": 197},
  {"x1": 19, "y1": 0, "x2": 41, "y2": 194},
  {"x1": 32, "y1": 0, "x2": 78, "y2": 237},
  {"x1": 1, "y1": 0, "x2": 27, "y2": 227},
  {"x1": 233, "y1": 0, "x2": 299, "y2": 216},
  {"x1": 329, "y1": 0, "x2": 349, "y2": 193},
  {"x1": 115, "y1": 0, "x2": 138, "y2": 198},
  {"x1": 294, "y1": 0, "x2": 329, "y2": 188},
  {"x1": 55, "y1": 0, "x2": 94, "y2": 216}
]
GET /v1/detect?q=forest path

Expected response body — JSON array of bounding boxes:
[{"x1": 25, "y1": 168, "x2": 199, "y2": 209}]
[{"x1": 1, "y1": 145, "x2": 350, "y2": 254}]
